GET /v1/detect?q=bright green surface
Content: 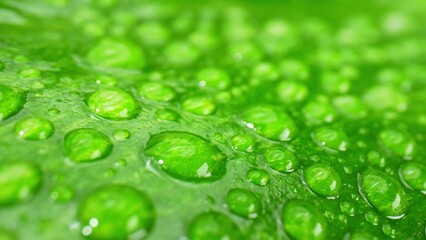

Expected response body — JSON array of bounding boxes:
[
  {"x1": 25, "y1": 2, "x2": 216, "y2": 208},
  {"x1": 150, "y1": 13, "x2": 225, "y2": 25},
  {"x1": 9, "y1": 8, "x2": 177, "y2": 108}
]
[{"x1": 0, "y1": 0, "x2": 426, "y2": 239}]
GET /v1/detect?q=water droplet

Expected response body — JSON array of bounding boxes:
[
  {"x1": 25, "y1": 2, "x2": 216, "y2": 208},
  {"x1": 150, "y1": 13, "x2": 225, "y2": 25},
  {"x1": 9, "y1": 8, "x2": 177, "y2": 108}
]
[
  {"x1": 14, "y1": 117, "x2": 54, "y2": 140},
  {"x1": 227, "y1": 188, "x2": 262, "y2": 219},
  {"x1": 382, "y1": 224, "x2": 396, "y2": 238},
  {"x1": 379, "y1": 129, "x2": 416, "y2": 159},
  {"x1": 197, "y1": 68, "x2": 231, "y2": 90},
  {"x1": 303, "y1": 101, "x2": 337, "y2": 125},
  {"x1": 246, "y1": 169, "x2": 270, "y2": 186},
  {"x1": 155, "y1": 109, "x2": 179, "y2": 122},
  {"x1": 78, "y1": 185, "x2": 155, "y2": 239},
  {"x1": 64, "y1": 128, "x2": 113, "y2": 163},
  {"x1": 311, "y1": 127, "x2": 349, "y2": 152},
  {"x1": 333, "y1": 95, "x2": 367, "y2": 119},
  {"x1": 304, "y1": 164, "x2": 341, "y2": 198},
  {"x1": 165, "y1": 42, "x2": 200, "y2": 66},
  {"x1": 86, "y1": 38, "x2": 145, "y2": 69},
  {"x1": 135, "y1": 21, "x2": 170, "y2": 46},
  {"x1": 0, "y1": 85, "x2": 25, "y2": 121},
  {"x1": 86, "y1": 88, "x2": 139, "y2": 120},
  {"x1": 113, "y1": 129, "x2": 131, "y2": 141},
  {"x1": 94, "y1": 75, "x2": 117, "y2": 86},
  {"x1": 399, "y1": 162, "x2": 426, "y2": 194},
  {"x1": 182, "y1": 98, "x2": 216, "y2": 116},
  {"x1": 363, "y1": 86, "x2": 407, "y2": 112},
  {"x1": 145, "y1": 131, "x2": 226, "y2": 182},
  {"x1": 359, "y1": 169, "x2": 408, "y2": 218},
  {"x1": 231, "y1": 134, "x2": 255, "y2": 152},
  {"x1": 138, "y1": 82, "x2": 175, "y2": 102},
  {"x1": 0, "y1": 161, "x2": 42, "y2": 205},
  {"x1": 263, "y1": 146, "x2": 299, "y2": 173},
  {"x1": 340, "y1": 201, "x2": 355, "y2": 216},
  {"x1": 252, "y1": 62, "x2": 279, "y2": 82},
  {"x1": 276, "y1": 80, "x2": 308, "y2": 103},
  {"x1": 18, "y1": 67, "x2": 41, "y2": 79},
  {"x1": 241, "y1": 105, "x2": 297, "y2": 141},
  {"x1": 282, "y1": 200, "x2": 328, "y2": 240},
  {"x1": 188, "y1": 212, "x2": 242, "y2": 240},
  {"x1": 50, "y1": 185, "x2": 74, "y2": 203},
  {"x1": 364, "y1": 211, "x2": 379, "y2": 225}
]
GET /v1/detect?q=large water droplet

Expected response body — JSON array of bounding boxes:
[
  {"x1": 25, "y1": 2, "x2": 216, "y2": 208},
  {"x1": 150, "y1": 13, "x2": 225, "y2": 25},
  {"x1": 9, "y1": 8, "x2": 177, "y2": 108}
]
[
  {"x1": 359, "y1": 169, "x2": 408, "y2": 218},
  {"x1": 304, "y1": 164, "x2": 341, "y2": 198},
  {"x1": 64, "y1": 128, "x2": 113, "y2": 163},
  {"x1": 0, "y1": 85, "x2": 25, "y2": 121},
  {"x1": 241, "y1": 105, "x2": 297, "y2": 141},
  {"x1": 14, "y1": 117, "x2": 54, "y2": 140},
  {"x1": 145, "y1": 131, "x2": 226, "y2": 182},
  {"x1": 227, "y1": 188, "x2": 262, "y2": 219},
  {"x1": 86, "y1": 88, "x2": 139, "y2": 120},
  {"x1": 0, "y1": 161, "x2": 42, "y2": 206},
  {"x1": 78, "y1": 185, "x2": 155, "y2": 240},
  {"x1": 282, "y1": 200, "x2": 328, "y2": 240},
  {"x1": 188, "y1": 212, "x2": 242, "y2": 240}
]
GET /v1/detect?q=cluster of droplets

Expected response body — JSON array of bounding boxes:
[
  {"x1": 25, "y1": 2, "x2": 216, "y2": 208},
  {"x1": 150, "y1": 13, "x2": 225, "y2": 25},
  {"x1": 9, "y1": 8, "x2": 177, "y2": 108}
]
[{"x1": 1, "y1": 1, "x2": 426, "y2": 240}]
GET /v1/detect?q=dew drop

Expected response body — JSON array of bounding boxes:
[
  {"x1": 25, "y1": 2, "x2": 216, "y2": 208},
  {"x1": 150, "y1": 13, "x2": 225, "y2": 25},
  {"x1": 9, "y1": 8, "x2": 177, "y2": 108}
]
[
  {"x1": 14, "y1": 117, "x2": 54, "y2": 140},
  {"x1": 226, "y1": 188, "x2": 262, "y2": 219}
]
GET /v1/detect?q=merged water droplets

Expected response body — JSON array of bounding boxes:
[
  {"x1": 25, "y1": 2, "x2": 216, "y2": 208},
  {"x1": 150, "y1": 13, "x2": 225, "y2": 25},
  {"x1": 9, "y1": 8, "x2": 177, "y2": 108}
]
[
  {"x1": 144, "y1": 131, "x2": 226, "y2": 182},
  {"x1": 64, "y1": 128, "x2": 113, "y2": 163},
  {"x1": 0, "y1": 161, "x2": 42, "y2": 206},
  {"x1": 0, "y1": 85, "x2": 25, "y2": 121},
  {"x1": 86, "y1": 88, "x2": 139, "y2": 120},
  {"x1": 78, "y1": 185, "x2": 155, "y2": 239}
]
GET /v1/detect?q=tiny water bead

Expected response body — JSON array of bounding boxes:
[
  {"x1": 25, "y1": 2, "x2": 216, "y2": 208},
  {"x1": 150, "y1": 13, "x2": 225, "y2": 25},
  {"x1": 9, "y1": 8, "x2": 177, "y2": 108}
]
[
  {"x1": 49, "y1": 185, "x2": 74, "y2": 203},
  {"x1": 241, "y1": 105, "x2": 298, "y2": 141},
  {"x1": 276, "y1": 80, "x2": 309, "y2": 104},
  {"x1": 78, "y1": 185, "x2": 155, "y2": 240},
  {"x1": 364, "y1": 211, "x2": 379, "y2": 226},
  {"x1": 332, "y1": 95, "x2": 367, "y2": 119},
  {"x1": 230, "y1": 134, "x2": 255, "y2": 152},
  {"x1": 282, "y1": 200, "x2": 328, "y2": 240},
  {"x1": 197, "y1": 68, "x2": 231, "y2": 90},
  {"x1": 14, "y1": 117, "x2": 54, "y2": 140},
  {"x1": 182, "y1": 98, "x2": 216, "y2": 116},
  {"x1": 0, "y1": 85, "x2": 25, "y2": 121},
  {"x1": 304, "y1": 164, "x2": 341, "y2": 198},
  {"x1": 18, "y1": 67, "x2": 41, "y2": 79},
  {"x1": 226, "y1": 188, "x2": 262, "y2": 219},
  {"x1": 399, "y1": 162, "x2": 426, "y2": 194},
  {"x1": 246, "y1": 169, "x2": 270, "y2": 186},
  {"x1": 86, "y1": 88, "x2": 139, "y2": 120},
  {"x1": 379, "y1": 129, "x2": 416, "y2": 159},
  {"x1": 137, "y1": 82, "x2": 175, "y2": 102},
  {"x1": 359, "y1": 169, "x2": 408, "y2": 218},
  {"x1": 311, "y1": 127, "x2": 349, "y2": 152},
  {"x1": 340, "y1": 201, "x2": 355, "y2": 216},
  {"x1": 263, "y1": 146, "x2": 299, "y2": 173},
  {"x1": 113, "y1": 129, "x2": 131, "y2": 141},
  {"x1": 302, "y1": 100, "x2": 337, "y2": 125},
  {"x1": 188, "y1": 212, "x2": 242, "y2": 240},
  {"x1": 64, "y1": 128, "x2": 113, "y2": 163},
  {"x1": 86, "y1": 38, "x2": 145, "y2": 69},
  {"x1": 144, "y1": 131, "x2": 226, "y2": 182},
  {"x1": 0, "y1": 161, "x2": 42, "y2": 206}
]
